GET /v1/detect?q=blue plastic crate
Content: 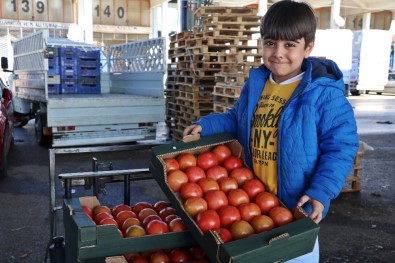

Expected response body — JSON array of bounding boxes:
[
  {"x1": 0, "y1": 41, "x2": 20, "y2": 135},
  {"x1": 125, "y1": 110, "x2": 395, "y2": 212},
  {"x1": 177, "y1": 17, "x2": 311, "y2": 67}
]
[
  {"x1": 48, "y1": 84, "x2": 61, "y2": 95},
  {"x1": 78, "y1": 76, "x2": 100, "y2": 85},
  {"x1": 47, "y1": 46, "x2": 59, "y2": 58},
  {"x1": 48, "y1": 65, "x2": 60, "y2": 74},
  {"x1": 60, "y1": 56, "x2": 78, "y2": 68},
  {"x1": 78, "y1": 49, "x2": 100, "y2": 59},
  {"x1": 77, "y1": 67, "x2": 100, "y2": 77},
  {"x1": 61, "y1": 81, "x2": 78, "y2": 94},
  {"x1": 48, "y1": 57, "x2": 59, "y2": 67},
  {"x1": 61, "y1": 67, "x2": 78, "y2": 80},
  {"x1": 78, "y1": 58, "x2": 100, "y2": 68},
  {"x1": 77, "y1": 83, "x2": 101, "y2": 94},
  {"x1": 59, "y1": 47, "x2": 77, "y2": 58}
]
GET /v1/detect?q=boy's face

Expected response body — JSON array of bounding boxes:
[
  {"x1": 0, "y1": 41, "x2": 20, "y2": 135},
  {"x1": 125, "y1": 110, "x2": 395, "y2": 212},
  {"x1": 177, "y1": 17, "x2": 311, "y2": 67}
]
[{"x1": 262, "y1": 37, "x2": 314, "y2": 83}]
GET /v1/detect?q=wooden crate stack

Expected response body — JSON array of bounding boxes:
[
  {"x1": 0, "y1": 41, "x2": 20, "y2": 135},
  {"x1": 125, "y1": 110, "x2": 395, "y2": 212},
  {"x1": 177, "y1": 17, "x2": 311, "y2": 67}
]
[
  {"x1": 342, "y1": 142, "x2": 364, "y2": 193},
  {"x1": 196, "y1": 6, "x2": 262, "y2": 113},
  {"x1": 166, "y1": 6, "x2": 262, "y2": 140}
]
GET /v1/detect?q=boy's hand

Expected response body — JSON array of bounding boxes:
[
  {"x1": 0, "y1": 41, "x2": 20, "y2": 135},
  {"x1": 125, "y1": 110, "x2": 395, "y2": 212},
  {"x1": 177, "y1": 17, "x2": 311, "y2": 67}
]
[
  {"x1": 183, "y1": 124, "x2": 202, "y2": 136},
  {"x1": 297, "y1": 195, "x2": 324, "y2": 223}
]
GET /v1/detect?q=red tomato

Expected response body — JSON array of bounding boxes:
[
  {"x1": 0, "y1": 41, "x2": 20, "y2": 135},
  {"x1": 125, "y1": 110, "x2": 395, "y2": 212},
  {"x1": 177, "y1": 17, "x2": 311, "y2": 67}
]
[
  {"x1": 94, "y1": 212, "x2": 113, "y2": 225},
  {"x1": 158, "y1": 207, "x2": 178, "y2": 220},
  {"x1": 254, "y1": 192, "x2": 280, "y2": 214},
  {"x1": 217, "y1": 205, "x2": 241, "y2": 228},
  {"x1": 185, "y1": 166, "x2": 206, "y2": 183},
  {"x1": 242, "y1": 179, "x2": 265, "y2": 200},
  {"x1": 146, "y1": 219, "x2": 170, "y2": 235},
  {"x1": 269, "y1": 206, "x2": 294, "y2": 227},
  {"x1": 197, "y1": 178, "x2": 220, "y2": 194},
  {"x1": 169, "y1": 217, "x2": 188, "y2": 232},
  {"x1": 204, "y1": 190, "x2": 229, "y2": 211},
  {"x1": 124, "y1": 225, "x2": 146, "y2": 238},
  {"x1": 164, "y1": 214, "x2": 179, "y2": 224},
  {"x1": 230, "y1": 220, "x2": 254, "y2": 240},
  {"x1": 169, "y1": 248, "x2": 192, "y2": 263},
  {"x1": 222, "y1": 156, "x2": 243, "y2": 172},
  {"x1": 92, "y1": 205, "x2": 111, "y2": 219},
  {"x1": 229, "y1": 167, "x2": 254, "y2": 187},
  {"x1": 121, "y1": 217, "x2": 141, "y2": 233},
  {"x1": 250, "y1": 215, "x2": 274, "y2": 233},
  {"x1": 150, "y1": 251, "x2": 170, "y2": 263},
  {"x1": 189, "y1": 246, "x2": 205, "y2": 259},
  {"x1": 180, "y1": 182, "x2": 204, "y2": 200},
  {"x1": 81, "y1": 205, "x2": 93, "y2": 219},
  {"x1": 195, "y1": 210, "x2": 221, "y2": 233},
  {"x1": 217, "y1": 177, "x2": 238, "y2": 193},
  {"x1": 99, "y1": 218, "x2": 119, "y2": 228},
  {"x1": 197, "y1": 151, "x2": 218, "y2": 171},
  {"x1": 130, "y1": 256, "x2": 149, "y2": 263},
  {"x1": 206, "y1": 165, "x2": 228, "y2": 181},
  {"x1": 184, "y1": 196, "x2": 208, "y2": 218},
  {"x1": 213, "y1": 227, "x2": 233, "y2": 243},
  {"x1": 177, "y1": 153, "x2": 197, "y2": 171},
  {"x1": 111, "y1": 203, "x2": 132, "y2": 218},
  {"x1": 132, "y1": 202, "x2": 152, "y2": 215},
  {"x1": 163, "y1": 158, "x2": 180, "y2": 172},
  {"x1": 227, "y1": 189, "x2": 250, "y2": 207},
  {"x1": 238, "y1": 203, "x2": 261, "y2": 222},
  {"x1": 141, "y1": 214, "x2": 162, "y2": 229},
  {"x1": 138, "y1": 207, "x2": 158, "y2": 221},
  {"x1": 167, "y1": 169, "x2": 188, "y2": 192},
  {"x1": 153, "y1": 200, "x2": 172, "y2": 213},
  {"x1": 212, "y1": 144, "x2": 232, "y2": 164}
]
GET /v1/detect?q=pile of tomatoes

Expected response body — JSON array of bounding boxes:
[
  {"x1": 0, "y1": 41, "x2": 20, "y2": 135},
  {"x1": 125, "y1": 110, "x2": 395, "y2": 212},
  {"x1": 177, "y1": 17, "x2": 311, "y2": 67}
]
[
  {"x1": 82, "y1": 200, "x2": 187, "y2": 238},
  {"x1": 163, "y1": 143, "x2": 294, "y2": 242},
  {"x1": 122, "y1": 245, "x2": 208, "y2": 263}
]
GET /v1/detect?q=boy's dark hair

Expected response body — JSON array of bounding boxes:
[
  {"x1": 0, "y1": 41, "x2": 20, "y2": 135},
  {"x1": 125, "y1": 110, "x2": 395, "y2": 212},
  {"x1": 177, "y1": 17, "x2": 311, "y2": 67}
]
[{"x1": 260, "y1": 0, "x2": 317, "y2": 48}]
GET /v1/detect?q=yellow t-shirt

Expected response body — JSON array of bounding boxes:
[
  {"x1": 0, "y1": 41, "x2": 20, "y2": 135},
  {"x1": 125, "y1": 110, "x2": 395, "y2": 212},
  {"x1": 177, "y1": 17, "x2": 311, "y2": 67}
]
[{"x1": 250, "y1": 77, "x2": 300, "y2": 194}]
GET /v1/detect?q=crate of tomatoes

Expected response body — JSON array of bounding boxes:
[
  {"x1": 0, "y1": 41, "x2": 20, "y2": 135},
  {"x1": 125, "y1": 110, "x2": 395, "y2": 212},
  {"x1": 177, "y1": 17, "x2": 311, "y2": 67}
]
[
  {"x1": 63, "y1": 196, "x2": 196, "y2": 262},
  {"x1": 150, "y1": 133, "x2": 320, "y2": 263}
]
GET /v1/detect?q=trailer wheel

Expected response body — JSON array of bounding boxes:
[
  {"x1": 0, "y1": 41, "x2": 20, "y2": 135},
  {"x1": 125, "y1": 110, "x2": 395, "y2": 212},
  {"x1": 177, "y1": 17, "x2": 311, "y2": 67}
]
[
  {"x1": 0, "y1": 133, "x2": 8, "y2": 178},
  {"x1": 35, "y1": 112, "x2": 51, "y2": 146}
]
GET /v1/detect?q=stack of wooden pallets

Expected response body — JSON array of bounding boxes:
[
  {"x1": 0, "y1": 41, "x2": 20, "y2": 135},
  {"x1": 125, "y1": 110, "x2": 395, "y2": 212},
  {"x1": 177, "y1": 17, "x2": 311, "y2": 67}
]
[{"x1": 166, "y1": 6, "x2": 263, "y2": 140}]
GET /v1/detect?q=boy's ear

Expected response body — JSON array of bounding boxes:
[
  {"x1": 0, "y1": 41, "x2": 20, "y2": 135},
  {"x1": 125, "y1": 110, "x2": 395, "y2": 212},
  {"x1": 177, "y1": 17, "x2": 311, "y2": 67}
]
[{"x1": 304, "y1": 41, "x2": 315, "y2": 57}]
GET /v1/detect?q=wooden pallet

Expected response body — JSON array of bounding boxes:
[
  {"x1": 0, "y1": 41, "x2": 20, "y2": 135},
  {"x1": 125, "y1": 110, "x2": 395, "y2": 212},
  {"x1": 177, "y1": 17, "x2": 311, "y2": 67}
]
[
  {"x1": 215, "y1": 72, "x2": 246, "y2": 86},
  {"x1": 194, "y1": 6, "x2": 258, "y2": 20},
  {"x1": 186, "y1": 44, "x2": 237, "y2": 55},
  {"x1": 200, "y1": 14, "x2": 261, "y2": 24},
  {"x1": 170, "y1": 31, "x2": 193, "y2": 43},
  {"x1": 186, "y1": 36, "x2": 239, "y2": 47},
  {"x1": 195, "y1": 29, "x2": 259, "y2": 38},
  {"x1": 342, "y1": 143, "x2": 364, "y2": 193},
  {"x1": 214, "y1": 102, "x2": 232, "y2": 113},
  {"x1": 201, "y1": 22, "x2": 260, "y2": 32}
]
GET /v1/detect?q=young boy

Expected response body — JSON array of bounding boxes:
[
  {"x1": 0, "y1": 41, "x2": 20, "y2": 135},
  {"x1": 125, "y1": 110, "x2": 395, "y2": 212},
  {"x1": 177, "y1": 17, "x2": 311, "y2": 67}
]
[{"x1": 183, "y1": 0, "x2": 360, "y2": 261}]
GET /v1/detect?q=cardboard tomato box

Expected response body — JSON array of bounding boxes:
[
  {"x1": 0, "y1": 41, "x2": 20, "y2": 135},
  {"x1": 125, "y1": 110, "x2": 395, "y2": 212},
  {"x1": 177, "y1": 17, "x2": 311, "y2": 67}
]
[
  {"x1": 149, "y1": 133, "x2": 320, "y2": 263},
  {"x1": 63, "y1": 196, "x2": 196, "y2": 263}
]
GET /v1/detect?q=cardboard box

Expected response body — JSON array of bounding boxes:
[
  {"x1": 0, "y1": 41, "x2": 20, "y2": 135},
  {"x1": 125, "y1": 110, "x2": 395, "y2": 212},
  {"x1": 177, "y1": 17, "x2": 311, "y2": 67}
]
[
  {"x1": 150, "y1": 133, "x2": 320, "y2": 263},
  {"x1": 63, "y1": 196, "x2": 196, "y2": 263}
]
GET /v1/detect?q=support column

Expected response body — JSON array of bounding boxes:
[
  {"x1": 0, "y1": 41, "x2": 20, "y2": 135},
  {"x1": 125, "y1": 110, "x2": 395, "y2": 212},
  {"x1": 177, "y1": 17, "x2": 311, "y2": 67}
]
[
  {"x1": 362, "y1": 13, "x2": 371, "y2": 30},
  {"x1": 258, "y1": 0, "x2": 268, "y2": 16},
  {"x1": 330, "y1": 0, "x2": 343, "y2": 29},
  {"x1": 77, "y1": 0, "x2": 93, "y2": 43}
]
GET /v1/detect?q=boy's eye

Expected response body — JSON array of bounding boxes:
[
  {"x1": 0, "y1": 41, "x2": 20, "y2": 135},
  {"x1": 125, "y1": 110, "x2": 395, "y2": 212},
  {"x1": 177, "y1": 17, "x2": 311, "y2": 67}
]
[
  {"x1": 285, "y1": 43, "x2": 296, "y2": 48},
  {"x1": 263, "y1": 41, "x2": 274, "y2": 47}
]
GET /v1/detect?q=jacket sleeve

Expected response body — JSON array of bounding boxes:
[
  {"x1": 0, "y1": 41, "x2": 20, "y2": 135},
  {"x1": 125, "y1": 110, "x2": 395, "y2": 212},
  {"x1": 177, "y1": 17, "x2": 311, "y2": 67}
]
[{"x1": 305, "y1": 89, "x2": 360, "y2": 209}]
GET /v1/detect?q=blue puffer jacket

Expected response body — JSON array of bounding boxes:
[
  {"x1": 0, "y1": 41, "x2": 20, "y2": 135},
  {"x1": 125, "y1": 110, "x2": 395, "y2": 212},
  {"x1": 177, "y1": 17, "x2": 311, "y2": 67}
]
[{"x1": 196, "y1": 57, "x2": 360, "y2": 218}]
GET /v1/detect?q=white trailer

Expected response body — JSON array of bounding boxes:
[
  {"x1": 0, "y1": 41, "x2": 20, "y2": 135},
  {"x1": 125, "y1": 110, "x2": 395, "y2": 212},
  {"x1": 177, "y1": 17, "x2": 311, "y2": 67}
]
[
  {"x1": 349, "y1": 30, "x2": 393, "y2": 95},
  {"x1": 11, "y1": 31, "x2": 166, "y2": 147},
  {"x1": 310, "y1": 29, "x2": 353, "y2": 96}
]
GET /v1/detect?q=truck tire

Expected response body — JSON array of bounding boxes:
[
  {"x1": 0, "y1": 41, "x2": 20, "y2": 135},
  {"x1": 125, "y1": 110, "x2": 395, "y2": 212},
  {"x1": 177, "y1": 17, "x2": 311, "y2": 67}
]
[
  {"x1": 35, "y1": 112, "x2": 51, "y2": 146},
  {"x1": 0, "y1": 128, "x2": 10, "y2": 178},
  {"x1": 350, "y1": 90, "x2": 360, "y2": 96}
]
